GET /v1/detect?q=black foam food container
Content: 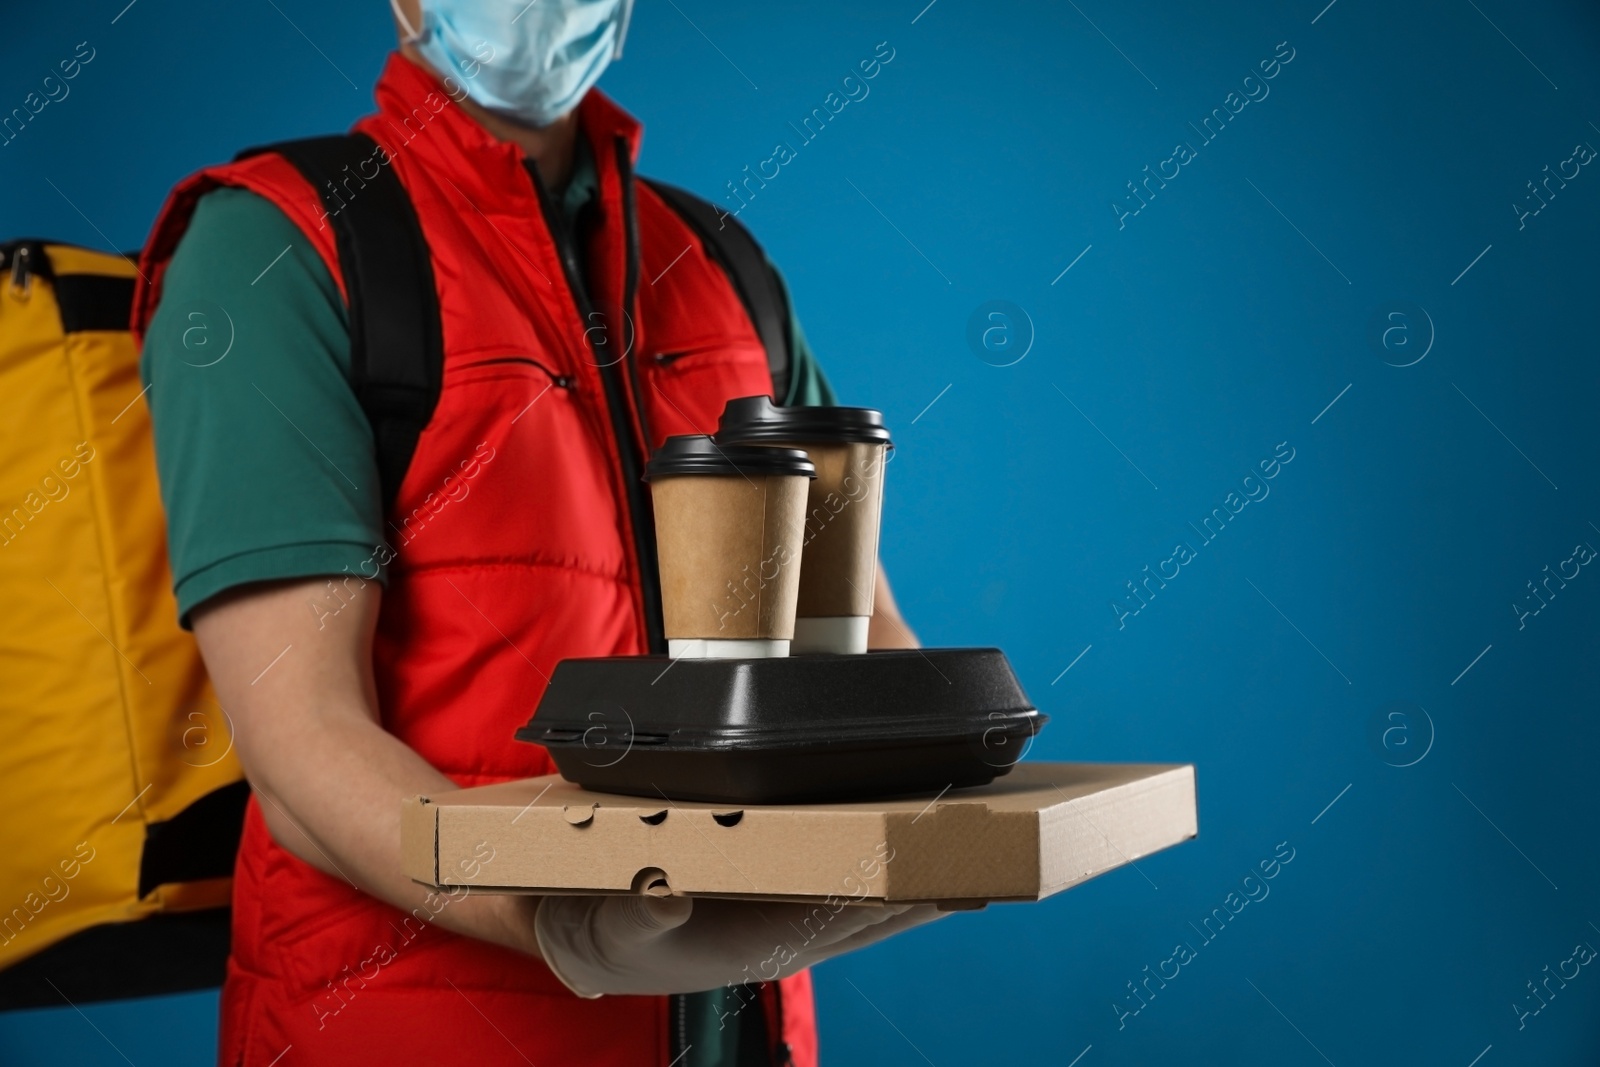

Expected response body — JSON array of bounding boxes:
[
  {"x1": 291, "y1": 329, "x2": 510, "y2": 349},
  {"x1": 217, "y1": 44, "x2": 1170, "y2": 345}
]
[{"x1": 515, "y1": 648, "x2": 1047, "y2": 804}]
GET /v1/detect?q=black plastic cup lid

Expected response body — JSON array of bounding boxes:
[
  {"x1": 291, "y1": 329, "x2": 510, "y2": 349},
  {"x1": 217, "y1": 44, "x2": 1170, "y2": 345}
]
[
  {"x1": 715, "y1": 395, "x2": 892, "y2": 446},
  {"x1": 644, "y1": 434, "x2": 816, "y2": 481}
]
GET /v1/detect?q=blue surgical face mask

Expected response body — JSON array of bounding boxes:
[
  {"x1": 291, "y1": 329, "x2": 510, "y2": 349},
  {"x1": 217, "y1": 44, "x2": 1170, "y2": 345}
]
[{"x1": 392, "y1": 0, "x2": 634, "y2": 128}]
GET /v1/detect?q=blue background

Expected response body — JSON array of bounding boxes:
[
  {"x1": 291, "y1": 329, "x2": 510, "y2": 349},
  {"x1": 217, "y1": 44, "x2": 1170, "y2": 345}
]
[{"x1": 5, "y1": 0, "x2": 1599, "y2": 1063}]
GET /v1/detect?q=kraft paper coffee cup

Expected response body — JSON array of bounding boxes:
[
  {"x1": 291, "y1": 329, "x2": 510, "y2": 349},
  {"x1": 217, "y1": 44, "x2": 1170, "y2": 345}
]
[
  {"x1": 715, "y1": 397, "x2": 892, "y2": 655},
  {"x1": 643, "y1": 435, "x2": 815, "y2": 659}
]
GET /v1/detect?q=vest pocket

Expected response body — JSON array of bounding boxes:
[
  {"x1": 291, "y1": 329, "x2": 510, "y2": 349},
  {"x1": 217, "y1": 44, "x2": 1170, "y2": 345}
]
[
  {"x1": 398, "y1": 352, "x2": 628, "y2": 575},
  {"x1": 448, "y1": 354, "x2": 575, "y2": 390},
  {"x1": 641, "y1": 342, "x2": 775, "y2": 439},
  {"x1": 646, "y1": 344, "x2": 762, "y2": 375}
]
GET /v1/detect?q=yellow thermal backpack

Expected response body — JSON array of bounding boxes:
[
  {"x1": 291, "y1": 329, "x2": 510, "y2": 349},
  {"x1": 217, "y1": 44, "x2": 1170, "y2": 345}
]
[{"x1": 0, "y1": 240, "x2": 246, "y2": 1008}]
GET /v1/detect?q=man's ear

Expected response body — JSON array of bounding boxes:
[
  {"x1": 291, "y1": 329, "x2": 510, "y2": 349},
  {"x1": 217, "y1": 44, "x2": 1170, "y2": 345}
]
[{"x1": 390, "y1": 0, "x2": 424, "y2": 41}]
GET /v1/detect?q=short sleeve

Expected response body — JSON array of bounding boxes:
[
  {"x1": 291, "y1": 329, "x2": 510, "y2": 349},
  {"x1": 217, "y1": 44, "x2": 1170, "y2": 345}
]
[{"x1": 142, "y1": 187, "x2": 387, "y2": 625}]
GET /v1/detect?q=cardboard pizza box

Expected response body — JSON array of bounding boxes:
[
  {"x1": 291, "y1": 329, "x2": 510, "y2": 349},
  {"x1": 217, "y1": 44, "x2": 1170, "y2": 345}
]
[{"x1": 403, "y1": 762, "x2": 1197, "y2": 909}]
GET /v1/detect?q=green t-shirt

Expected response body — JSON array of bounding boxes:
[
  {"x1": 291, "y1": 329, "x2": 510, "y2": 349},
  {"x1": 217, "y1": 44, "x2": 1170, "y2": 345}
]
[{"x1": 143, "y1": 148, "x2": 835, "y2": 625}]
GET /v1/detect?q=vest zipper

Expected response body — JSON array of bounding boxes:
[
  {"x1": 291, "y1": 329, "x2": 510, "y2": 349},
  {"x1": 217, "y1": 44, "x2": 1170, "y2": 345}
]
[
  {"x1": 676, "y1": 989, "x2": 689, "y2": 1063},
  {"x1": 613, "y1": 140, "x2": 655, "y2": 453},
  {"x1": 525, "y1": 154, "x2": 666, "y2": 657}
]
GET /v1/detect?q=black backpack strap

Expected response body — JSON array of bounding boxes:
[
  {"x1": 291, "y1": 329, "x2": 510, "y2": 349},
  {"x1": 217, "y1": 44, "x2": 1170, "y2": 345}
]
[
  {"x1": 641, "y1": 179, "x2": 792, "y2": 403},
  {"x1": 234, "y1": 134, "x2": 443, "y2": 509}
]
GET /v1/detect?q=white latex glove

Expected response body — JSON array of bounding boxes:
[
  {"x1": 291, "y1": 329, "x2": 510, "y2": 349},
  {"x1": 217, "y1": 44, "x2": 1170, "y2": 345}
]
[{"x1": 534, "y1": 893, "x2": 943, "y2": 997}]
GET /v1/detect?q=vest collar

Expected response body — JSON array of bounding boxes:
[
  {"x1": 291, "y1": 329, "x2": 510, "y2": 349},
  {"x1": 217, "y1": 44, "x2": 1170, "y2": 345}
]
[{"x1": 369, "y1": 52, "x2": 643, "y2": 181}]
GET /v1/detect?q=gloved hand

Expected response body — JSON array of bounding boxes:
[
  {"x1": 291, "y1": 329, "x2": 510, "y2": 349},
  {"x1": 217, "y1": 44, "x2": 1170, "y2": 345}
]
[{"x1": 534, "y1": 893, "x2": 943, "y2": 997}]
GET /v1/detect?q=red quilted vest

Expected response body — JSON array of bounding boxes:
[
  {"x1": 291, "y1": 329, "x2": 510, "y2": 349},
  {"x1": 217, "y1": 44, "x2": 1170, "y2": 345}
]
[{"x1": 134, "y1": 52, "x2": 817, "y2": 1067}]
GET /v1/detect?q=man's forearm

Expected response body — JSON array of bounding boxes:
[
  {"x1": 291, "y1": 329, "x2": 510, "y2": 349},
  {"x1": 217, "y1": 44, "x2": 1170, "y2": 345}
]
[{"x1": 193, "y1": 578, "x2": 543, "y2": 959}]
